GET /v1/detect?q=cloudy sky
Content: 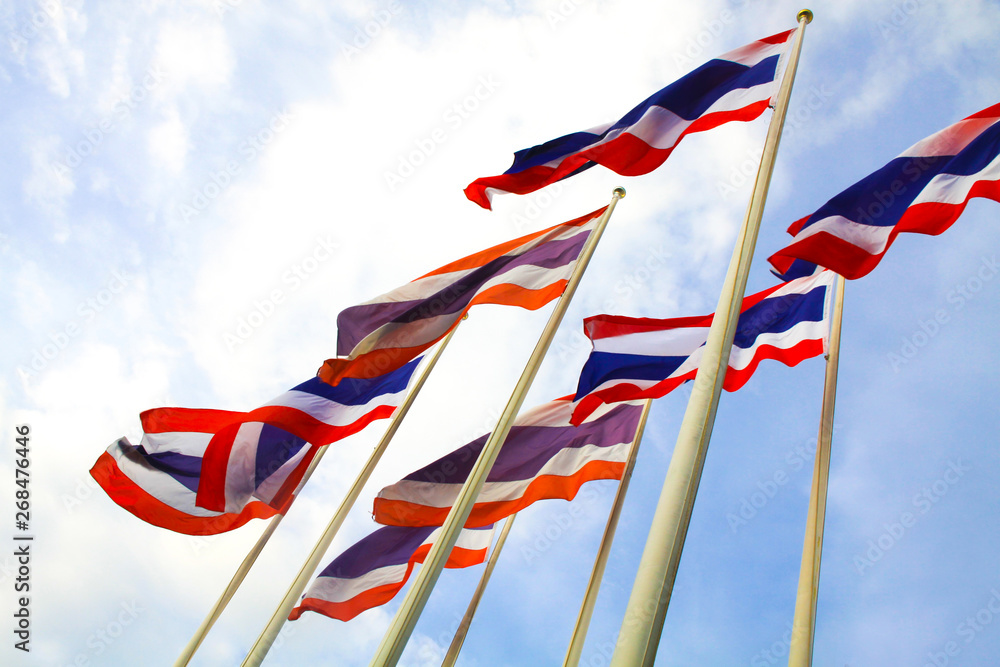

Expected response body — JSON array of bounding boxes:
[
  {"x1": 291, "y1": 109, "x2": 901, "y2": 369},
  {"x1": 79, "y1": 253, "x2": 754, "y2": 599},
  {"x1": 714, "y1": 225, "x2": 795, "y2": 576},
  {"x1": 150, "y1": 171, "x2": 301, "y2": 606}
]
[{"x1": 3, "y1": 0, "x2": 1000, "y2": 665}]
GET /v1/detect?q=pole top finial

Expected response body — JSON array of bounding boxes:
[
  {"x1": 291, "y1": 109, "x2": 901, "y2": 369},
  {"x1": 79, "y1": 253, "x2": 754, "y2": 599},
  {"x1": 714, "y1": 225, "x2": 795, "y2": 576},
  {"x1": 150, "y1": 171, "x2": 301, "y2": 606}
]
[
  {"x1": 613, "y1": 186, "x2": 626, "y2": 199},
  {"x1": 797, "y1": 9, "x2": 813, "y2": 23}
]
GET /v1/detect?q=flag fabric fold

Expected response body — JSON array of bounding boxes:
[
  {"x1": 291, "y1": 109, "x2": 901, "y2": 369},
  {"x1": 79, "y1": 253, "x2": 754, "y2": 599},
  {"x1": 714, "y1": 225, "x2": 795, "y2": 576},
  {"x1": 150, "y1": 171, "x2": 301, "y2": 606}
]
[
  {"x1": 571, "y1": 270, "x2": 835, "y2": 424},
  {"x1": 288, "y1": 524, "x2": 494, "y2": 622},
  {"x1": 463, "y1": 29, "x2": 795, "y2": 209},
  {"x1": 195, "y1": 358, "x2": 423, "y2": 513},
  {"x1": 319, "y1": 207, "x2": 606, "y2": 386},
  {"x1": 91, "y1": 415, "x2": 281, "y2": 536},
  {"x1": 769, "y1": 102, "x2": 1000, "y2": 280},
  {"x1": 373, "y1": 398, "x2": 644, "y2": 529}
]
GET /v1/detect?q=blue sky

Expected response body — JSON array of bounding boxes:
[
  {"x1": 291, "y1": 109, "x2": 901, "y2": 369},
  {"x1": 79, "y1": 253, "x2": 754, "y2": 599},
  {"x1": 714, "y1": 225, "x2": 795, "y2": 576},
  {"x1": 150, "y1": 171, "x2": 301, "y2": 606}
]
[{"x1": 3, "y1": 1, "x2": 1000, "y2": 665}]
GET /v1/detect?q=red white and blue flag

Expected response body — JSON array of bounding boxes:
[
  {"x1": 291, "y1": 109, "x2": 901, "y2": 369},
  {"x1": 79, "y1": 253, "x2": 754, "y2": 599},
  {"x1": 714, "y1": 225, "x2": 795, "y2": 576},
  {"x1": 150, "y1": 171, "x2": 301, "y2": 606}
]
[
  {"x1": 319, "y1": 207, "x2": 605, "y2": 386},
  {"x1": 769, "y1": 102, "x2": 1000, "y2": 280},
  {"x1": 196, "y1": 358, "x2": 422, "y2": 513},
  {"x1": 288, "y1": 524, "x2": 494, "y2": 622},
  {"x1": 91, "y1": 414, "x2": 281, "y2": 536},
  {"x1": 463, "y1": 29, "x2": 796, "y2": 209},
  {"x1": 570, "y1": 271, "x2": 834, "y2": 425},
  {"x1": 373, "y1": 398, "x2": 643, "y2": 529}
]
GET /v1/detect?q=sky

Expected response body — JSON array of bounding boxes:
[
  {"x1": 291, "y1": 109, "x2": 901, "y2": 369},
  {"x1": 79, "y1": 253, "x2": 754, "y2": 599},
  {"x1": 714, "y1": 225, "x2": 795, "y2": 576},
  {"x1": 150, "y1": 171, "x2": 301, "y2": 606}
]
[{"x1": 3, "y1": 0, "x2": 1000, "y2": 665}]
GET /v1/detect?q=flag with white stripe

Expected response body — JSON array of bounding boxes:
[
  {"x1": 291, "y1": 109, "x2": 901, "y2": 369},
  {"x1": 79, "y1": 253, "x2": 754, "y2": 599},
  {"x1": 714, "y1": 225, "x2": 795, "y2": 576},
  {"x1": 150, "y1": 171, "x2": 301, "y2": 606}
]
[
  {"x1": 463, "y1": 29, "x2": 796, "y2": 209},
  {"x1": 373, "y1": 398, "x2": 643, "y2": 529},
  {"x1": 196, "y1": 358, "x2": 423, "y2": 513},
  {"x1": 288, "y1": 524, "x2": 494, "y2": 622},
  {"x1": 769, "y1": 102, "x2": 1000, "y2": 280},
  {"x1": 319, "y1": 207, "x2": 605, "y2": 386},
  {"x1": 570, "y1": 271, "x2": 834, "y2": 424}
]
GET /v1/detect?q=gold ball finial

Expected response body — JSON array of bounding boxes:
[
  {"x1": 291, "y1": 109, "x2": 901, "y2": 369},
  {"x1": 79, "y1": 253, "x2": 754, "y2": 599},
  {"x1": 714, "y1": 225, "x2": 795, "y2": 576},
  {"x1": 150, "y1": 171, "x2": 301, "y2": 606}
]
[
  {"x1": 612, "y1": 186, "x2": 626, "y2": 199},
  {"x1": 797, "y1": 9, "x2": 813, "y2": 23}
]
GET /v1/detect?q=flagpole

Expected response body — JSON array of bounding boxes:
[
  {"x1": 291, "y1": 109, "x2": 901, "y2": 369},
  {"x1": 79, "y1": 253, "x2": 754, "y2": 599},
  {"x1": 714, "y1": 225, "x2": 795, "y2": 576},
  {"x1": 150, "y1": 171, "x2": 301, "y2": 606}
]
[
  {"x1": 788, "y1": 273, "x2": 844, "y2": 667},
  {"x1": 370, "y1": 187, "x2": 626, "y2": 667},
  {"x1": 563, "y1": 399, "x2": 652, "y2": 667},
  {"x1": 610, "y1": 11, "x2": 812, "y2": 666},
  {"x1": 240, "y1": 326, "x2": 461, "y2": 667},
  {"x1": 440, "y1": 513, "x2": 517, "y2": 667},
  {"x1": 173, "y1": 448, "x2": 328, "y2": 667}
]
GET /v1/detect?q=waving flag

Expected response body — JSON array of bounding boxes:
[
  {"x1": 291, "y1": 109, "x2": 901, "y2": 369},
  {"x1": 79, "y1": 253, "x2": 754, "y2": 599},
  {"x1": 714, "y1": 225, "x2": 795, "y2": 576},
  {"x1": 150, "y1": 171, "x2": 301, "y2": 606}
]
[
  {"x1": 288, "y1": 524, "x2": 494, "y2": 622},
  {"x1": 373, "y1": 398, "x2": 643, "y2": 529},
  {"x1": 769, "y1": 102, "x2": 1000, "y2": 280},
  {"x1": 196, "y1": 358, "x2": 422, "y2": 513},
  {"x1": 319, "y1": 207, "x2": 605, "y2": 386},
  {"x1": 91, "y1": 418, "x2": 281, "y2": 536},
  {"x1": 571, "y1": 271, "x2": 834, "y2": 424},
  {"x1": 464, "y1": 29, "x2": 796, "y2": 209}
]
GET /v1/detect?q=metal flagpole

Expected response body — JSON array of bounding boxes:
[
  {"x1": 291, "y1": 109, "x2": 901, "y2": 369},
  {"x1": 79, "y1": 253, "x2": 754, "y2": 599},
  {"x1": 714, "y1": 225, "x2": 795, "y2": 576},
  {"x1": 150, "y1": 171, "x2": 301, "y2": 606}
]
[
  {"x1": 610, "y1": 11, "x2": 813, "y2": 666},
  {"x1": 788, "y1": 273, "x2": 844, "y2": 667},
  {"x1": 370, "y1": 187, "x2": 626, "y2": 667},
  {"x1": 173, "y1": 448, "x2": 328, "y2": 667},
  {"x1": 240, "y1": 326, "x2": 461, "y2": 667},
  {"x1": 440, "y1": 513, "x2": 517, "y2": 667},
  {"x1": 563, "y1": 399, "x2": 652, "y2": 667}
]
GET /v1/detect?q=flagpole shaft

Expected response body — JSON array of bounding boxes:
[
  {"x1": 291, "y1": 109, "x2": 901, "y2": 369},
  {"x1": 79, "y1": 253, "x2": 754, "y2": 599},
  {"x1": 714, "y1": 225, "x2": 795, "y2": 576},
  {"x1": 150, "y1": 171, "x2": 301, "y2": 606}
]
[
  {"x1": 370, "y1": 188, "x2": 625, "y2": 667},
  {"x1": 173, "y1": 440, "x2": 330, "y2": 667},
  {"x1": 440, "y1": 513, "x2": 517, "y2": 667},
  {"x1": 788, "y1": 274, "x2": 844, "y2": 667},
  {"x1": 240, "y1": 327, "x2": 460, "y2": 667},
  {"x1": 611, "y1": 12, "x2": 812, "y2": 666},
  {"x1": 563, "y1": 399, "x2": 652, "y2": 667}
]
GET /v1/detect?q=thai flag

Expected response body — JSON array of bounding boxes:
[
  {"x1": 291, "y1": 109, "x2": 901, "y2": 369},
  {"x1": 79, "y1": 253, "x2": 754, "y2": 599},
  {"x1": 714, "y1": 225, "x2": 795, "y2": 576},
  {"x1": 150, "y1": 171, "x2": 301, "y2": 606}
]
[
  {"x1": 373, "y1": 398, "x2": 644, "y2": 529},
  {"x1": 570, "y1": 271, "x2": 835, "y2": 425},
  {"x1": 91, "y1": 415, "x2": 281, "y2": 536},
  {"x1": 463, "y1": 29, "x2": 796, "y2": 209},
  {"x1": 195, "y1": 358, "x2": 422, "y2": 513},
  {"x1": 319, "y1": 206, "x2": 605, "y2": 386},
  {"x1": 288, "y1": 524, "x2": 494, "y2": 622},
  {"x1": 769, "y1": 102, "x2": 1000, "y2": 280}
]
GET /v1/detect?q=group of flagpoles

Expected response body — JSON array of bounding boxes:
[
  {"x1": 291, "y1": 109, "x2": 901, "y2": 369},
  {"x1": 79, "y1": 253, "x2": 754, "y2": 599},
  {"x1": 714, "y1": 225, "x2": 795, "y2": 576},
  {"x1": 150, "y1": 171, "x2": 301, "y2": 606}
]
[
  {"x1": 175, "y1": 10, "x2": 842, "y2": 666},
  {"x1": 564, "y1": 398, "x2": 653, "y2": 667},
  {"x1": 440, "y1": 513, "x2": 517, "y2": 667},
  {"x1": 238, "y1": 325, "x2": 462, "y2": 667},
  {"x1": 436, "y1": 398, "x2": 654, "y2": 667},
  {"x1": 174, "y1": 449, "x2": 328, "y2": 667},
  {"x1": 369, "y1": 188, "x2": 626, "y2": 667},
  {"x1": 610, "y1": 10, "x2": 813, "y2": 666},
  {"x1": 788, "y1": 273, "x2": 845, "y2": 666}
]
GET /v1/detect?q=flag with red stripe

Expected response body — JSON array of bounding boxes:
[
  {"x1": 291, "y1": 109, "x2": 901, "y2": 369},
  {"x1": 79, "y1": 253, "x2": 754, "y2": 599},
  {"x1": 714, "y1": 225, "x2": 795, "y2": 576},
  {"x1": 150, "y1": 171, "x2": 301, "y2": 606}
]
[
  {"x1": 289, "y1": 524, "x2": 494, "y2": 622},
  {"x1": 319, "y1": 207, "x2": 605, "y2": 386},
  {"x1": 373, "y1": 398, "x2": 643, "y2": 529},
  {"x1": 463, "y1": 29, "x2": 796, "y2": 209},
  {"x1": 769, "y1": 102, "x2": 1000, "y2": 280}
]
